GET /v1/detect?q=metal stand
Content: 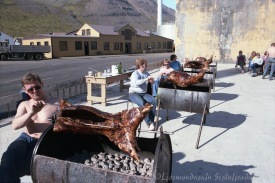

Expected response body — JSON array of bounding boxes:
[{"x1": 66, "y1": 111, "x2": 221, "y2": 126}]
[{"x1": 195, "y1": 104, "x2": 208, "y2": 149}]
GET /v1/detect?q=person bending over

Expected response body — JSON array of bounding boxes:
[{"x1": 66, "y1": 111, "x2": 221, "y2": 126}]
[
  {"x1": 0, "y1": 73, "x2": 59, "y2": 182},
  {"x1": 170, "y1": 54, "x2": 182, "y2": 71},
  {"x1": 235, "y1": 50, "x2": 246, "y2": 73},
  {"x1": 129, "y1": 58, "x2": 156, "y2": 131}
]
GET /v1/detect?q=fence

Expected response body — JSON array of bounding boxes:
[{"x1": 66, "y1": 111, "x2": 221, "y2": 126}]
[
  {"x1": 0, "y1": 78, "x2": 87, "y2": 119},
  {"x1": 0, "y1": 61, "x2": 162, "y2": 120}
]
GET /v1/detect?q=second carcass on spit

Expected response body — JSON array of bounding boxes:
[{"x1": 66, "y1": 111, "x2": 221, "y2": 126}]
[
  {"x1": 53, "y1": 100, "x2": 153, "y2": 161},
  {"x1": 183, "y1": 55, "x2": 213, "y2": 71},
  {"x1": 165, "y1": 70, "x2": 205, "y2": 87}
]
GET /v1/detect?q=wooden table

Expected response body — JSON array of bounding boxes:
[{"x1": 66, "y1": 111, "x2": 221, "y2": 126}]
[{"x1": 85, "y1": 72, "x2": 132, "y2": 106}]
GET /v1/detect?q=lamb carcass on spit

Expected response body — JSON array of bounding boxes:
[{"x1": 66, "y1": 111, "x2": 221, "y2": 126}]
[
  {"x1": 53, "y1": 100, "x2": 153, "y2": 161},
  {"x1": 165, "y1": 70, "x2": 205, "y2": 87},
  {"x1": 183, "y1": 55, "x2": 213, "y2": 71}
]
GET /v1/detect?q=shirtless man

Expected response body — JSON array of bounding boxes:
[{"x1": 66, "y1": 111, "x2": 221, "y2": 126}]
[
  {"x1": 262, "y1": 43, "x2": 275, "y2": 80},
  {"x1": 0, "y1": 73, "x2": 59, "y2": 182}
]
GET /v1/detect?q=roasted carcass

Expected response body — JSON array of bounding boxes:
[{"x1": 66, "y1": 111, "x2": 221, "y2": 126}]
[
  {"x1": 165, "y1": 71, "x2": 205, "y2": 87},
  {"x1": 183, "y1": 55, "x2": 213, "y2": 71},
  {"x1": 53, "y1": 100, "x2": 153, "y2": 161}
]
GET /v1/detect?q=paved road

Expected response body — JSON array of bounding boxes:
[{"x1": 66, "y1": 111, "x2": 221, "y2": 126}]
[{"x1": 0, "y1": 53, "x2": 172, "y2": 97}]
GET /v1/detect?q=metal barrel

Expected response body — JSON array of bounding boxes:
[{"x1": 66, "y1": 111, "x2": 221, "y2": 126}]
[
  {"x1": 158, "y1": 80, "x2": 211, "y2": 114},
  {"x1": 31, "y1": 126, "x2": 172, "y2": 183}
]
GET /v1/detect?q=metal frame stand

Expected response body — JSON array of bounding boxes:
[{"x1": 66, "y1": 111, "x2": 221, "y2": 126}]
[
  {"x1": 155, "y1": 96, "x2": 209, "y2": 148},
  {"x1": 195, "y1": 104, "x2": 208, "y2": 149}
]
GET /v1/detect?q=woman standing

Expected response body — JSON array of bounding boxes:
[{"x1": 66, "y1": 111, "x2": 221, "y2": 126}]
[{"x1": 129, "y1": 58, "x2": 156, "y2": 130}]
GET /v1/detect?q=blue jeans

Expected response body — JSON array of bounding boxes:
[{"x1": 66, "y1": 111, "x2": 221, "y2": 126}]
[
  {"x1": 129, "y1": 93, "x2": 156, "y2": 125},
  {"x1": 0, "y1": 133, "x2": 38, "y2": 182},
  {"x1": 263, "y1": 58, "x2": 275, "y2": 79},
  {"x1": 152, "y1": 75, "x2": 167, "y2": 97},
  {"x1": 250, "y1": 63, "x2": 261, "y2": 73},
  {"x1": 152, "y1": 76, "x2": 161, "y2": 97},
  {"x1": 248, "y1": 59, "x2": 253, "y2": 69}
]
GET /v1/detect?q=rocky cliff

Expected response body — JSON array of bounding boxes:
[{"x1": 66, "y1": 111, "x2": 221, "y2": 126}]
[{"x1": 0, "y1": 0, "x2": 175, "y2": 37}]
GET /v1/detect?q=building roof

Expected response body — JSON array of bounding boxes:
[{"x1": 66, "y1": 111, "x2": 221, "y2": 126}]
[
  {"x1": 90, "y1": 24, "x2": 119, "y2": 35},
  {"x1": 23, "y1": 34, "x2": 99, "y2": 40},
  {"x1": 87, "y1": 24, "x2": 150, "y2": 37},
  {"x1": 135, "y1": 28, "x2": 150, "y2": 37}
]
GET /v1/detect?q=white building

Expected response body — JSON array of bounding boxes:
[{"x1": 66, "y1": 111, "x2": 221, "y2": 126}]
[
  {"x1": 0, "y1": 32, "x2": 20, "y2": 45},
  {"x1": 156, "y1": 0, "x2": 176, "y2": 43}
]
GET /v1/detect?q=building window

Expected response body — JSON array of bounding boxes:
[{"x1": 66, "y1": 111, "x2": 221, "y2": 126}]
[
  {"x1": 87, "y1": 29, "x2": 91, "y2": 35},
  {"x1": 163, "y1": 42, "x2": 167, "y2": 49},
  {"x1": 44, "y1": 41, "x2": 49, "y2": 46},
  {"x1": 120, "y1": 42, "x2": 123, "y2": 52},
  {"x1": 91, "y1": 41, "x2": 97, "y2": 50},
  {"x1": 137, "y1": 42, "x2": 141, "y2": 50},
  {"x1": 75, "y1": 41, "x2": 82, "y2": 50},
  {"x1": 59, "y1": 41, "x2": 68, "y2": 51},
  {"x1": 82, "y1": 30, "x2": 85, "y2": 35},
  {"x1": 144, "y1": 43, "x2": 148, "y2": 49},
  {"x1": 121, "y1": 31, "x2": 124, "y2": 35},
  {"x1": 157, "y1": 42, "x2": 161, "y2": 49},
  {"x1": 4, "y1": 39, "x2": 9, "y2": 45},
  {"x1": 151, "y1": 42, "x2": 155, "y2": 49},
  {"x1": 37, "y1": 42, "x2": 41, "y2": 45},
  {"x1": 167, "y1": 42, "x2": 173, "y2": 49},
  {"x1": 104, "y1": 42, "x2": 109, "y2": 50},
  {"x1": 114, "y1": 42, "x2": 119, "y2": 50},
  {"x1": 30, "y1": 42, "x2": 34, "y2": 45},
  {"x1": 124, "y1": 29, "x2": 132, "y2": 40}
]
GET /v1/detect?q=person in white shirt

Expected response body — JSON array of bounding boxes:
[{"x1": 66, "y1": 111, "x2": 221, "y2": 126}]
[
  {"x1": 129, "y1": 58, "x2": 156, "y2": 130},
  {"x1": 250, "y1": 53, "x2": 263, "y2": 77}
]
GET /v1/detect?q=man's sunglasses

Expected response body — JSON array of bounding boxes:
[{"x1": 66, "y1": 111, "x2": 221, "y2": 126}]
[{"x1": 26, "y1": 85, "x2": 42, "y2": 93}]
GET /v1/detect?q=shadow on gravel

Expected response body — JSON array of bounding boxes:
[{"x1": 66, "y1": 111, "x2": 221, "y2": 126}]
[
  {"x1": 172, "y1": 152, "x2": 255, "y2": 183},
  {"x1": 182, "y1": 111, "x2": 247, "y2": 148},
  {"x1": 210, "y1": 93, "x2": 239, "y2": 109},
  {"x1": 214, "y1": 82, "x2": 235, "y2": 91}
]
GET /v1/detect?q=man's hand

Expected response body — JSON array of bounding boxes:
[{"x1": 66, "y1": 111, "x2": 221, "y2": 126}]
[
  {"x1": 147, "y1": 76, "x2": 154, "y2": 83},
  {"x1": 30, "y1": 100, "x2": 46, "y2": 115}
]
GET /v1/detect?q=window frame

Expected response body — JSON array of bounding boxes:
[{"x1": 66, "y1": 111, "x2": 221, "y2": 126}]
[
  {"x1": 90, "y1": 41, "x2": 97, "y2": 50},
  {"x1": 59, "y1": 41, "x2": 68, "y2": 51},
  {"x1": 86, "y1": 29, "x2": 91, "y2": 35},
  {"x1": 156, "y1": 42, "x2": 161, "y2": 49},
  {"x1": 114, "y1": 42, "x2": 119, "y2": 50},
  {"x1": 104, "y1": 42, "x2": 110, "y2": 50},
  {"x1": 136, "y1": 42, "x2": 141, "y2": 50},
  {"x1": 75, "y1": 41, "x2": 82, "y2": 50}
]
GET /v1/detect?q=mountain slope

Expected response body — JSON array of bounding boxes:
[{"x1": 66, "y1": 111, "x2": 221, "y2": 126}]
[{"x1": 0, "y1": 0, "x2": 175, "y2": 37}]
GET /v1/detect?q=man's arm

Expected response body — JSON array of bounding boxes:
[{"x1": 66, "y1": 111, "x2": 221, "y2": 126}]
[{"x1": 12, "y1": 100, "x2": 45, "y2": 130}]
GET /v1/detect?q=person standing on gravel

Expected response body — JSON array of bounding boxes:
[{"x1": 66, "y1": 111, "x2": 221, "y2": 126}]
[
  {"x1": 0, "y1": 73, "x2": 59, "y2": 182},
  {"x1": 262, "y1": 43, "x2": 275, "y2": 80}
]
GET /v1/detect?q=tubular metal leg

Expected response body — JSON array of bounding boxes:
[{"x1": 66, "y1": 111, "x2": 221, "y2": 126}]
[
  {"x1": 195, "y1": 104, "x2": 208, "y2": 149},
  {"x1": 154, "y1": 97, "x2": 161, "y2": 138}
]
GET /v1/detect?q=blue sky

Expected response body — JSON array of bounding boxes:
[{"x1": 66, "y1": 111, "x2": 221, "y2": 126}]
[{"x1": 163, "y1": 0, "x2": 176, "y2": 10}]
